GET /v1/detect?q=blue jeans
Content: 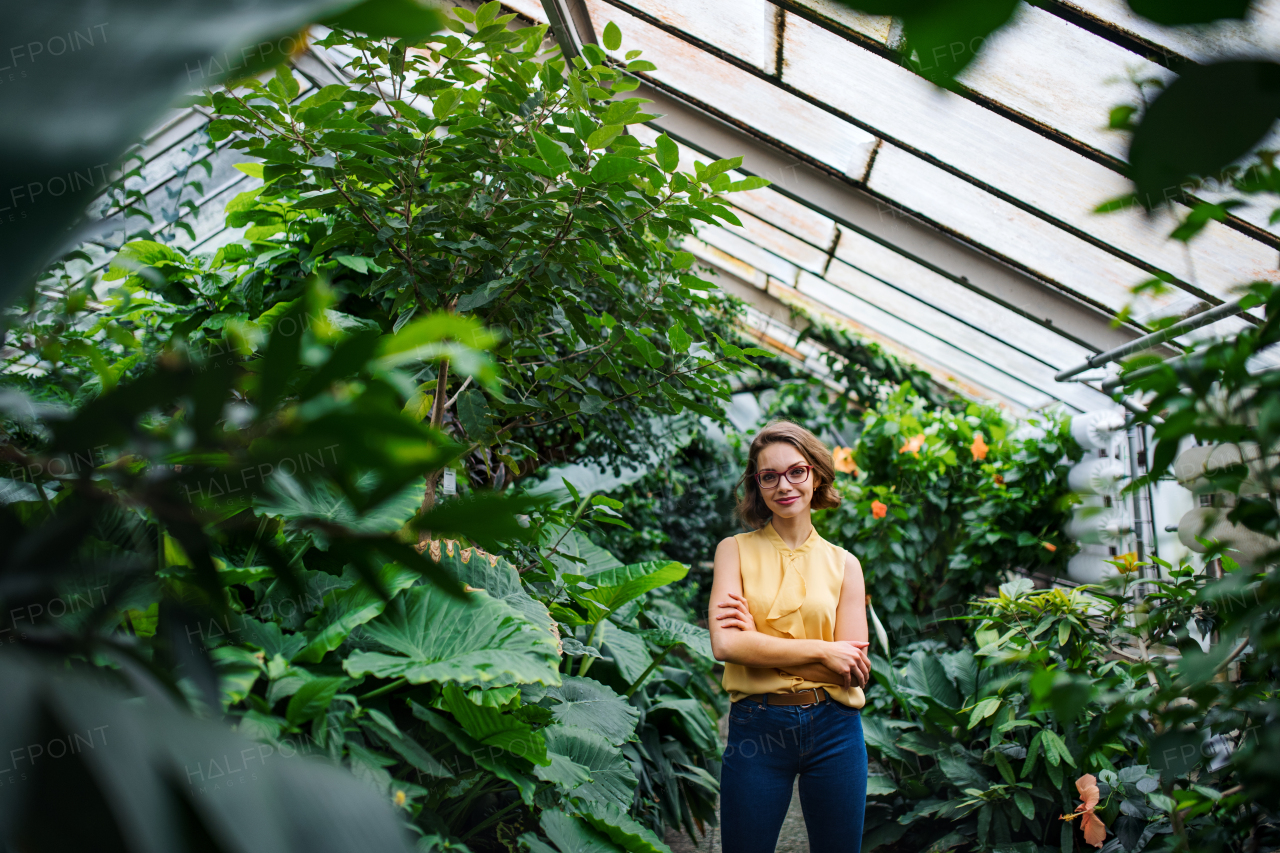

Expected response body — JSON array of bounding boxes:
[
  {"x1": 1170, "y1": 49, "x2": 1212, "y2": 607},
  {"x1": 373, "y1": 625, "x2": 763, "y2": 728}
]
[{"x1": 719, "y1": 698, "x2": 867, "y2": 853}]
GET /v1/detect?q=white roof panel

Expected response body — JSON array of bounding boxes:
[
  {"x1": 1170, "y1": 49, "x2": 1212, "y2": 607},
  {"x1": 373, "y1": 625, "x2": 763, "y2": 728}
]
[{"x1": 588, "y1": 0, "x2": 879, "y2": 177}]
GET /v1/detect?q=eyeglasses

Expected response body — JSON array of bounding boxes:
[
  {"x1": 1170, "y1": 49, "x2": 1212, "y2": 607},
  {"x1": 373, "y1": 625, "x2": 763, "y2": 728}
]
[{"x1": 754, "y1": 465, "x2": 812, "y2": 489}]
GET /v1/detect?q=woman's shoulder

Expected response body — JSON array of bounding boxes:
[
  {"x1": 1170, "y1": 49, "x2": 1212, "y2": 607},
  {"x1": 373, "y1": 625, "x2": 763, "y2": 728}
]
[
  {"x1": 726, "y1": 527, "x2": 766, "y2": 544},
  {"x1": 714, "y1": 533, "x2": 748, "y2": 554}
]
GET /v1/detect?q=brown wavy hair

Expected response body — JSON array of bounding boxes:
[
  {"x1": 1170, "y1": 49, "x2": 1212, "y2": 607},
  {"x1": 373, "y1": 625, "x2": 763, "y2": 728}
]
[{"x1": 735, "y1": 420, "x2": 841, "y2": 529}]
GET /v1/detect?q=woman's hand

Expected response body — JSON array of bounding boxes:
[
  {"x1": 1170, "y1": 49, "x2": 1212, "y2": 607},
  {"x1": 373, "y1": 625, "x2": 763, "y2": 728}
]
[
  {"x1": 819, "y1": 640, "x2": 872, "y2": 689},
  {"x1": 714, "y1": 592, "x2": 756, "y2": 632}
]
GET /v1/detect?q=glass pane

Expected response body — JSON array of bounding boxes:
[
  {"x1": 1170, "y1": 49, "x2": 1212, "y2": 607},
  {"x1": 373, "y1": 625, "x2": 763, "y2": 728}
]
[
  {"x1": 607, "y1": 0, "x2": 775, "y2": 71},
  {"x1": 632, "y1": 124, "x2": 842, "y2": 248},
  {"x1": 715, "y1": 207, "x2": 830, "y2": 275},
  {"x1": 585, "y1": 0, "x2": 878, "y2": 177},
  {"x1": 500, "y1": 0, "x2": 548, "y2": 22},
  {"x1": 793, "y1": 272, "x2": 1069, "y2": 409},
  {"x1": 829, "y1": 229, "x2": 1095, "y2": 369},
  {"x1": 1061, "y1": 0, "x2": 1280, "y2": 61},
  {"x1": 702, "y1": 200, "x2": 1100, "y2": 373},
  {"x1": 789, "y1": 0, "x2": 896, "y2": 44},
  {"x1": 692, "y1": 228, "x2": 799, "y2": 283},
  {"x1": 956, "y1": 4, "x2": 1171, "y2": 161},
  {"x1": 866, "y1": 143, "x2": 1174, "y2": 317},
  {"x1": 684, "y1": 238, "x2": 1039, "y2": 406},
  {"x1": 781, "y1": 14, "x2": 1280, "y2": 306}
]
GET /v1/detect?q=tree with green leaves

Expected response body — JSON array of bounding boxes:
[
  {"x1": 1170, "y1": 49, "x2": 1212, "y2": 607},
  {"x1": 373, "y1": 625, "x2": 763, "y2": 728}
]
[{"x1": 195, "y1": 4, "x2": 773, "y2": 528}]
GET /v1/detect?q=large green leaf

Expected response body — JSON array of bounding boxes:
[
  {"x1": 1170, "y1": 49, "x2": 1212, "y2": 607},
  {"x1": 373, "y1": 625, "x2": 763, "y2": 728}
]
[
  {"x1": 862, "y1": 715, "x2": 910, "y2": 762},
  {"x1": 0, "y1": 652, "x2": 415, "y2": 853},
  {"x1": 570, "y1": 560, "x2": 687, "y2": 619},
  {"x1": 905, "y1": 650, "x2": 961, "y2": 709},
  {"x1": 833, "y1": 0, "x2": 1018, "y2": 87},
  {"x1": 321, "y1": 0, "x2": 443, "y2": 38},
  {"x1": 428, "y1": 541, "x2": 556, "y2": 639},
  {"x1": 1128, "y1": 61, "x2": 1280, "y2": 207},
  {"x1": 545, "y1": 524, "x2": 624, "y2": 575},
  {"x1": 545, "y1": 677, "x2": 640, "y2": 746},
  {"x1": 642, "y1": 614, "x2": 713, "y2": 662},
  {"x1": 647, "y1": 697, "x2": 718, "y2": 753},
  {"x1": 360, "y1": 709, "x2": 453, "y2": 778},
  {"x1": 0, "y1": 0, "x2": 443, "y2": 310},
  {"x1": 343, "y1": 585, "x2": 561, "y2": 688},
  {"x1": 1126, "y1": 0, "x2": 1251, "y2": 25},
  {"x1": 286, "y1": 676, "x2": 346, "y2": 724},
  {"x1": 442, "y1": 683, "x2": 550, "y2": 766},
  {"x1": 941, "y1": 648, "x2": 978, "y2": 701},
  {"x1": 532, "y1": 809, "x2": 624, "y2": 853},
  {"x1": 599, "y1": 626, "x2": 652, "y2": 684},
  {"x1": 534, "y1": 747, "x2": 596, "y2": 794},
  {"x1": 411, "y1": 701, "x2": 538, "y2": 803},
  {"x1": 255, "y1": 471, "x2": 425, "y2": 547},
  {"x1": 294, "y1": 564, "x2": 420, "y2": 663},
  {"x1": 238, "y1": 615, "x2": 308, "y2": 661},
  {"x1": 543, "y1": 724, "x2": 638, "y2": 809},
  {"x1": 576, "y1": 802, "x2": 673, "y2": 853}
]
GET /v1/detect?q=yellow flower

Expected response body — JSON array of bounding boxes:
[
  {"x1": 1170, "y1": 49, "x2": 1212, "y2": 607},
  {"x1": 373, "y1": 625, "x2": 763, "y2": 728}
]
[
  {"x1": 1113, "y1": 552, "x2": 1141, "y2": 574},
  {"x1": 393, "y1": 790, "x2": 407, "y2": 807},
  {"x1": 899, "y1": 434, "x2": 925, "y2": 455},
  {"x1": 970, "y1": 433, "x2": 989, "y2": 461},
  {"x1": 833, "y1": 446, "x2": 858, "y2": 474}
]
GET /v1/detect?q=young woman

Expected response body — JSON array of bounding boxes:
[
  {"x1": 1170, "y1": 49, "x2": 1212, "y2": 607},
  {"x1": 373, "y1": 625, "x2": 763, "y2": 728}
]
[{"x1": 709, "y1": 420, "x2": 871, "y2": 853}]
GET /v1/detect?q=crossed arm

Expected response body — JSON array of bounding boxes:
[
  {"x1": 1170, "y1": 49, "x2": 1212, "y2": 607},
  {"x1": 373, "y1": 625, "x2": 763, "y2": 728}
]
[{"x1": 707, "y1": 537, "x2": 871, "y2": 689}]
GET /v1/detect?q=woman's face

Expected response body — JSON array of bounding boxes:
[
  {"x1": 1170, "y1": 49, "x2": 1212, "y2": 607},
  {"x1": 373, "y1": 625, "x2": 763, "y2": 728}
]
[{"x1": 755, "y1": 442, "x2": 815, "y2": 521}]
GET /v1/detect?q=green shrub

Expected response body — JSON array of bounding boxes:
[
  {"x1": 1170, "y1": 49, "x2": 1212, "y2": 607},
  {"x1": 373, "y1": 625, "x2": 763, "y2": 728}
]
[{"x1": 815, "y1": 386, "x2": 1078, "y2": 640}]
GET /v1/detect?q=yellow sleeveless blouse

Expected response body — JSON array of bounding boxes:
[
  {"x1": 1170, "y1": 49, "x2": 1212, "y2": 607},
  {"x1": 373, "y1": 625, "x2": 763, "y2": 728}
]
[{"x1": 721, "y1": 522, "x2": 866, "y2": 709}]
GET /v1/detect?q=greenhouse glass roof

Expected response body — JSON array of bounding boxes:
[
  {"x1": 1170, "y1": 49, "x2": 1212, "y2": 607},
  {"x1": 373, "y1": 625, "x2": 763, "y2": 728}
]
[
  {"x1": 513, "y1": 0, "x2": 1280, "y2": 412},
  {"x1": 84, "y1": 0, "x2": 1280, "y2": 414}
]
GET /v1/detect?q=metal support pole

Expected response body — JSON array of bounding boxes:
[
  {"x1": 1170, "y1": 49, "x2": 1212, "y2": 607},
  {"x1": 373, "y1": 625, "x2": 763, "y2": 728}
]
[
  {"x1": 1101, "y1": 353, "x2": 1204, "y2": 391},
  {"x1": 1126, "y1": 425, "x2": 1148, "y2": 602},
  {"x1": 1114, "y1": 392, "x2": 1164, "y2": 426},
  {"x1": 1055, "y1": 298, "x2": 1249, "y2": 382},
  {"x1": 540, "y1": 0, "x2": 596, "y2": 60},
  {"x1": 1101, "y1": 340, "x2": 1278, "y2": 392}
]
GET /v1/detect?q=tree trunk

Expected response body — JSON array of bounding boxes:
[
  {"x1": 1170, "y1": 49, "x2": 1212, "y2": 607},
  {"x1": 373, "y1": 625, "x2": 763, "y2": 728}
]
[{"x1": 417, "y1": 358, "x2": 450, "y2": 550}]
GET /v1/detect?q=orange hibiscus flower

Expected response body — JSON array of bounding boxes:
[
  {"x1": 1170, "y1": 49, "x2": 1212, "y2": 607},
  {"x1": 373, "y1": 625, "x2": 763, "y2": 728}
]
[
  {"x1": 1061, "y1": 774, "x2": 1106, "y2": 848},
  {"x1": 899, "y1": 434, "x2": 925, "y2": 455},
  {"x1": 871, "y1": 500, "x2": 888, "y2": 519},
  {"x1": 970, "y1": 433, "x2": 989, "y2": 460},
  {"x1": 1042, "y1": 542, "x2": 1057, "y2": 552},
  {"x1": 833, "y1": 446, "x2": 858, "y2": 474}
]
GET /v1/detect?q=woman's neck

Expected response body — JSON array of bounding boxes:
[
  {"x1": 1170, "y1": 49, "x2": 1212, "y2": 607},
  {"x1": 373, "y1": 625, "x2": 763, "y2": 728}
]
[{"x1": 770, "y1": 512, "x2": 813, "y2": 550}]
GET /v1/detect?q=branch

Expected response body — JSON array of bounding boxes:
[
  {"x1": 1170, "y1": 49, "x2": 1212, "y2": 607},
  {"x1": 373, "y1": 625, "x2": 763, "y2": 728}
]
[{"x1": 444, "y1": 375, "x2": 473, "y2": 410}]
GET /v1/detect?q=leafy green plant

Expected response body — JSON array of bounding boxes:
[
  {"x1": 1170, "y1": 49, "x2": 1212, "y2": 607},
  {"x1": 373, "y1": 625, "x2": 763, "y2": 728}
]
[
  {"x1": 862, "y1": 579, "x2": 1166, "y2": 853},
  {"x1": 2, "y1": 8, "x2": 771, "y2": 842},
  {"x1": 186, "y1": 4, "x2": 773, "y2": 500},
  {"x1": 1099, "y1": 278, "x2": 1280, "y2": 851}
]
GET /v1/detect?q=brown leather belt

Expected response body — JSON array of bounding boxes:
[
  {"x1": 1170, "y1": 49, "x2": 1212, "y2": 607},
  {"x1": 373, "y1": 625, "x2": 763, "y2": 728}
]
[{"x1": 745, "y1": 687, "x2": 828, "y2": 706}]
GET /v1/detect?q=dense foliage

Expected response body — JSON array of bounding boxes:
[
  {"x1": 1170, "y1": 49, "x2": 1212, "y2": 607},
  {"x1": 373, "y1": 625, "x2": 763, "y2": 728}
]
[
  {"x1": 196, "y1": 6, "x2": 768, "y2": 491},
  {"x1": 1101, "y1": 279, "x2": 1280, "y2": 852},
  {"x1": 862, "y1": 577, "x2": 1167, "y2": 853},
  {"x1": 813, "y1": 388, "x2": 1077, "y2": 639},
  {"x1": 7, "y1": 1, "x2": 1279, "y2": 852},
  {"x1": 0, "y1": 8, "x2": 769, "y2": 851}
]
